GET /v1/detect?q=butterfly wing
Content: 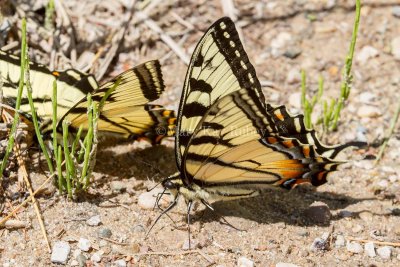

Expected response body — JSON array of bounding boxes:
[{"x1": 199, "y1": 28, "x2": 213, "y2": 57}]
[
  {"x1": 1, "y1": 49, "x2": 96, "y2": 122},
  {"x1": 176, "y1": 17, "x2": 265, "y2": 166},
  {"x1": 59, "y1": 60, "x2": 175, "y2": 141},
  {"x1": 184, "y1": 89, "x2": 341, "y2": 190}
]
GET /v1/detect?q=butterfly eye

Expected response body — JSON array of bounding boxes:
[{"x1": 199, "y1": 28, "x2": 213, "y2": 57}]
[{"x1": 162, "y1": 180, "x2": 179, "y2": 190}]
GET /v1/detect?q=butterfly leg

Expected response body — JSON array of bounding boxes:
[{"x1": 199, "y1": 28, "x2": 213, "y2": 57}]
[
  {"x1": 186, "y1": 200, "x2": 193, "y2": 250},
  {"x1": 145, "y1": 195, "x2": 179, "y2": 238},
  {"x1": 201, "y1": 199, "x2": 245, "y2": 232}
]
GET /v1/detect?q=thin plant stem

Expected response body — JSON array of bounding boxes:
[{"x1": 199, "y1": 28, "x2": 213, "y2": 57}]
[{"x1": 0, "y1": 18, "x2": 27, "y2": 179}]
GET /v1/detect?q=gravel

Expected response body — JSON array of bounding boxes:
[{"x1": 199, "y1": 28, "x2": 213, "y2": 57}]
[
  {"x1": 78, "y1": 238, "x2": 91, "y2": 252},
  {"x1": 364, "y1": 242, "x2": 376, "y2": 258},
  {"x1": 304, "y1": 201, "x2": 331, "y2": 224},
  {"x1": 98, "y1": 228, "x2": 112, "y2": 238},
  {"x1": 90, "y1": 251, "x2": 103, "y2": 263},
  {"x1": 237, "y1": 256, "x2": 254, "y2": 267},
  {"x1": 114, "y1": 259, "x2": 127, "y2": 267},
  {"x1": 138, "y1": 188, "x2": 166, "y2": 209},
  {"x1": 86, "y1": 215, "x2": 101, "y2": 226},
  {"x1": 334, "y1": 235, "x2": 346, "y2": 248},
  {"x1": 346, "y1": 241, "x2": 363, "y2": 254},
  {"x1": 377, "y1": 246, "x2": 392, "y2": 259},
  {"x1": 76, "y1": 253, "x2": 87, "y2": 267},
  {"x1": 110, "y1": 181, "x2": 127, "y2": 192},
  {"x1": 51, "y1": 241, "x2": 71, "y2": 265}
]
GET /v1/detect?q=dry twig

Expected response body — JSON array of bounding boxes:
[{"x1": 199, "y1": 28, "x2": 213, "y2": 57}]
[{"x1": 346, "y1": 236, "x2": 400, "y2": 247}]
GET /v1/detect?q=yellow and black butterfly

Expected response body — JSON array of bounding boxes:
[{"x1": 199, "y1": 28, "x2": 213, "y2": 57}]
[
  {"x1": 0, "y1": 49, "x2": 175, "y2": 143},
  {"x1": 150, "y1": 17, "x2": 364, "y2": 238}
]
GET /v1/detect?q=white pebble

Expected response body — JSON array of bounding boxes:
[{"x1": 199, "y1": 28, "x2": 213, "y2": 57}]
[
  {"x1": 86, "y1": 215, "x2": 101, "y2": 226},
  {"x1": 358, "y1": 92, "x2": 376, "y2": 104},
  {"x1": 392, "y1": 36, "x2": 400, "y2": 60},
  {"x1": 377, "y1": 246, "x2": 392, "y2": 259},
  {"x1": 237, "y1": 256, "x2": 254, "y2": 267},
  {"x1": 357, "y1": 105, "x2": 382, "y2": 118},
  {"x1": 335, "y1": 235, "x2": 346, "y2": 248},
  {"x1": 286, "y1": 69, "x2": 301, "y2": 84},
  {"x1": 356, "y1": 46, "x2": 379, "y2": 64},
  {"x1": 90, "y1": 251, "x2": 103, "y2": 263},
  {"x1": 271, "y1": 32, "x2": 292, "y2": 57},
  {"x1": 393, "y1": 6, "x2": 400, "y2": 17},
  {"x1": 51, "y1": 241, "x2": 71, "y2": 264},
  {"x1": 138, "y1": 188, "x2": 167, "y2": 210},
  {"x1": 78, "y1": 238, "x2": 91, "y2": 252},
  {"x1": 378, "y1": 180, "x2": 389, "y2": 188},
  {"x1": 288, "y1": 92, "x2": 302, "y2": 109},
  {"x1": 276, "y1": 263, "x2": 300, "y2": 267},
  {"x1": 364, "y1": 242, "x2": 376, "y2": 258},
  {"x1": 346, "y1": 241, "x2": 363, "y2": 254},
  {"x1": 114, "y1": 259, "x2": 127, "y2": 267}
]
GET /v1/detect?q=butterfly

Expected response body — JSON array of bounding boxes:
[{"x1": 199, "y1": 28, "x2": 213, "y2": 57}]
[
  {"x1": 149, "y1": 17, "x2": 364, "y2": 241},
  {"x1": 0, "y1": 49, "x2": 175, "y2": 143}
]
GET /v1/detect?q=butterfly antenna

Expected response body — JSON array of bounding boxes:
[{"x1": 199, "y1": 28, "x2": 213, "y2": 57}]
[
  {"x1": 147, "y1": 181, "x2": 163, "y2": 193},
  {"x1": 145, "y1": 195, "x2": 179, "y2": 238}
]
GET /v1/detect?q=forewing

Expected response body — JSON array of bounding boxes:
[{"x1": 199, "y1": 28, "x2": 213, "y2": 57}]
[{"x1": 176, "y1": 17, "x2": 265, "y2": 166}]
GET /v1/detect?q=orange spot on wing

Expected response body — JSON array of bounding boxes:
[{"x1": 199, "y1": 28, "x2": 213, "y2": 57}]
[
  {"x1": 267, "y1": 137, "x2": 277, "y2": 144},
  {"x1": 317, "y1": 171, "x2": 327, "y2": 181},
  {"x1": 52, "y1": 71, "x2": 60, "y2": 76},
  {"x1": 283, "y1": 140, "x2": 294, "y2": 148},
  {"x1": 274, "y1": 111, "x2": 284, "y2": 121},
  {"x1": 303, "y1": 146, "x2": 310, "y2": 157}
]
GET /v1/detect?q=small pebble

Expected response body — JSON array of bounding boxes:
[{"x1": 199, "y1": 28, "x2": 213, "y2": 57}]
[
  {"x1": 98, "y1": 228, "x2": 112, "y2": 238},
  {"x1": 76, "y1": 253, "x2": 87, "y2": 267},
  {"x1": 288, "y1": 92, "x2": 302, "y2": 109},
  {"x1": 359, "y1": 211, "x2": 373, "y2": 222},
  {"x1": 364, "y1": 242, "x2": 376, "y2": 258},
  {"x1": 339, "y1": 210, "x2": 353, "y2": 218},
  {"x1": 114, "y1": 259, "x2": 127, "y2": 267},
  {"x1": 237, "y1": 256, "x2": 254, "y2": 267},
  {"x1": 138, "y1": 188, "x2": 167, "y2": 209},
  {"x1": 90, "y1": 251, "x2": 103, "y2": 263},
  {"x1": 352, "y1": 224, "x2": 363, "y2": 234},
  {"x1": 393, "y1": 6, "x2": 400, "y2": 18},
  {"x1": 110, "y1": 181, "x2": 127, "y2": 192},
  {"x1": 391, "y1": 36, "x2": 400, "y2": 60},
  {"x1": 78, "y1": 238, "x2": 91, "y2": 252},
  {"x1": 356, "y1": 45, "x2": 379, "y2": 64},
  {"x1": 286, "y1": 69, "x2": 301, "y2": 84},
  {"x1": 357, "y1": 105, "x2": 382, "y2": 118},
  {"x1": 276, "y1": 263, "x2": 300, "y2": 267},
  {"x1": 51, "y1": 241, "x2": 71, "y2": 264},
  {"x1": 283, "y1": 46, "x2": 302, "y2": 59},
  {"x1": 271, "y1": 32, "x2": 292, "y2": 57},
  {"x1": 310, "y1": 237, "x2": 328, "y2": 252},
  {"x1": 358, "y1": 92, "x2": 376, "y2": 103},
  {"x1": 335, "y1": 235, "x2": 346, "y2": 248},
  {"x1": 378, "y1": 179, "x2": 389, "y2": 188},
  {"x1": 304, "y1": 201, "x2": 331, "y2": 224},
  {"x1": 377, "y1": 246, "x2": 392, "y2": 259},
  {"x1": 182, "y1": 239, "x2": 198, "y2": 250},
  {"x1": 86, "y1": 215, "x2": 101, "y2": 226},
  {"x1": 132, "y1": 225, "x2": 146, "y2": 233},
  {"x1": 296, "y1": 230, "x2": 309, "y2": 237},
  {"x1": 70, "y1": 260, "x2": 79, "y2": 266},
  {"x1": 346, "y1": 241, "x2": 363, "y2": 254}
]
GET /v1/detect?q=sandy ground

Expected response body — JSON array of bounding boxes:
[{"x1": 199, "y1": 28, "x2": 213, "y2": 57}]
[{"x1": 1, "y1": 0, "x2": 400, "y2": 266}]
